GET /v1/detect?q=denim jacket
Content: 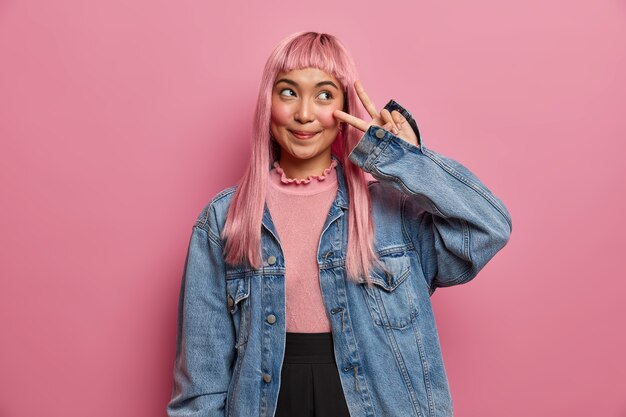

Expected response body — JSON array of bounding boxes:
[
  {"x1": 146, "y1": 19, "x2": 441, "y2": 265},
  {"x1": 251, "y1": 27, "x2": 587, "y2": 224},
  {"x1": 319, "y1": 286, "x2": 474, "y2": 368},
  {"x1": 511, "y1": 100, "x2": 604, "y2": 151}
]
[{"x1": 167, "y1": 100, "x2": 512, "y2": 417}]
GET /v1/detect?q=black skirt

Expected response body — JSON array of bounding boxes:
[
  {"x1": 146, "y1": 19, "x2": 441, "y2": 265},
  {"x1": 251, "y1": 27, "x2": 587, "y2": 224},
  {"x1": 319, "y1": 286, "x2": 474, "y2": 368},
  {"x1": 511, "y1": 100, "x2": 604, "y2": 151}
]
[{"x1": 275, "y1": 332, "x2": 351, "y2": 417}]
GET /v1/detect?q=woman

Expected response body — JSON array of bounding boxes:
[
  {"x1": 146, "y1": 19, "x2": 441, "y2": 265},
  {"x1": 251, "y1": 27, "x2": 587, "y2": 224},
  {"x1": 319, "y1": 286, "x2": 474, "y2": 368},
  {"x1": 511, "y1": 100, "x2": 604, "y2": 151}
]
[{"x1": 167, "y1": 31, "x2": 512, "y2": 417}]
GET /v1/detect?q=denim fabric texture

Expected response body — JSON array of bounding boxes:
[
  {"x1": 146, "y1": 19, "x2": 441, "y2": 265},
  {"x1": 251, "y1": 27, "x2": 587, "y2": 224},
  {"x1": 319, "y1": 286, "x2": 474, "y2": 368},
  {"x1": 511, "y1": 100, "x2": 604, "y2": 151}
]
[{"x1": 167, "y1": 99, "x2": 513, "y2": 417}]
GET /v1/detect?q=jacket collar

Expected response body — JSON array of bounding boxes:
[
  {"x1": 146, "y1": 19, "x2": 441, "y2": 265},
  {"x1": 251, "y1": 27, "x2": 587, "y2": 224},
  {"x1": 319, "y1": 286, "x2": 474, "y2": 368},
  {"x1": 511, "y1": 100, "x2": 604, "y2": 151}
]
[{"x1": 331, "y1": 153, "x2": 349, "y2": 209}]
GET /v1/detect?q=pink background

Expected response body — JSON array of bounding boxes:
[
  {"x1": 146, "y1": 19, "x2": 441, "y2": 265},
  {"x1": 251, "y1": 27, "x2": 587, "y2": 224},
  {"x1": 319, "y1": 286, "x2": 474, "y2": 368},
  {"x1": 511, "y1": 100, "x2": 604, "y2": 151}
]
[{"x1": 1, "y1": 1, "x2": 625, "y2": 416}]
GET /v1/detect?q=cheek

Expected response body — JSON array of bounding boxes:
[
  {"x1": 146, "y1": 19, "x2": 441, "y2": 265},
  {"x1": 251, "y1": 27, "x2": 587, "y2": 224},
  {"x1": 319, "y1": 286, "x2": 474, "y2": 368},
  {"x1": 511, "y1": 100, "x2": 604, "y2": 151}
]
[
  {"x1": 271, "y1": 105, "x2": 292, "y2": 127},
  {"x1": 317, "y1": 107, "x2": 339, "y2": 128}
]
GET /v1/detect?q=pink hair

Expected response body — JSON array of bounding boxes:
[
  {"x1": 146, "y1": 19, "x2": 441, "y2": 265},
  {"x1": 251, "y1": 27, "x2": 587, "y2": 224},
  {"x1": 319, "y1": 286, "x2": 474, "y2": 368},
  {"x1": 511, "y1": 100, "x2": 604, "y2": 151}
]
[{"x1": 222, "y1": 31, "x2": 379, "y2": 285}]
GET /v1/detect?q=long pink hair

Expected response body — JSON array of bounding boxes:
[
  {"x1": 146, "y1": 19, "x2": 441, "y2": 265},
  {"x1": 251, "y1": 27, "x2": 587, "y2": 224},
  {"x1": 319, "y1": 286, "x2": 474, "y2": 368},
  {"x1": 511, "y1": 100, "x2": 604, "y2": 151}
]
[{"x1": 222, "y1": 31, "x2": 379, "y2": 285}]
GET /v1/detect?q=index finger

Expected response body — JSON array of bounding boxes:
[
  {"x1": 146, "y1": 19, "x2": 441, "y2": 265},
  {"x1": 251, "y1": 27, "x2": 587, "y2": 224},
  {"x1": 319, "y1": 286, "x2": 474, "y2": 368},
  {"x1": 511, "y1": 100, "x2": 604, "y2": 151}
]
[
  {"x1": 333, "y1": 109, "x2": 370, "y2": 132},
  {"x1": 354, "y1": 80, "x2": 379, "y2": 120}
]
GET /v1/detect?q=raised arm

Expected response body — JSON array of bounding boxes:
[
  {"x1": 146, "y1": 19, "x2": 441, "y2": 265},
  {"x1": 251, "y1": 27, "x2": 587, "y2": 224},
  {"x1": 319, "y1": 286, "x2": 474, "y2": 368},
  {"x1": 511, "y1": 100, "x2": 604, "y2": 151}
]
[
  {"x1": 334, "y1": 82, "x2": 512, "y2": 294},
  {"x1": 348, "y1": 99, "x2": 512, "y2": 293}
]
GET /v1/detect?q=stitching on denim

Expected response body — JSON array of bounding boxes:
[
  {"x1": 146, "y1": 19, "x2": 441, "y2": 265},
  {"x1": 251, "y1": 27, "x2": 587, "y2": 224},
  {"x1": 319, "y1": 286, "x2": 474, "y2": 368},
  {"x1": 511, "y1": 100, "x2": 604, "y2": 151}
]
[
  {"x1": 207, "y1": 226, "x2": 223, "y2": 248},
  {"x1": 370, "y1": 166, "x2": 447, "y2": 217},
  {"x1": 401, "y1": 195, "x2": 432, "y2": 293},
  {"x1": 197, "y1": 185, "x2": 237, "y2": 231},
  {"x1": 411, "y1": 317, "x2": 434, "y2": 416},
  {"x1": 379, "y1": 305, "x2": 425, "y2": 417},
  {"x1": 364, "y1": 128, "x2": 391, "y2": 172},
  {"x1": 225, "y1": 268, "x2": 284, "y2": 278},
  {"x1": 435, "y1": 266, "x2": 475, "y2": 287},
  {"x1": 422, "y1": 149, "x2": 512, "y2": 231},
  {"x1": 463, "y1": 219, "x2": 471, "y2": 262}
]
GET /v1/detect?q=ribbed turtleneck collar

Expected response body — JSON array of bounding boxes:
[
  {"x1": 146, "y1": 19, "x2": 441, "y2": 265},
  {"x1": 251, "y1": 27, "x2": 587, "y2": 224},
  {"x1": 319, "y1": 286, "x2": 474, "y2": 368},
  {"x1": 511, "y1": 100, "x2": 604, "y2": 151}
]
[{"x1": 268, "y1": 159, "x2": 338, "y2": 195}]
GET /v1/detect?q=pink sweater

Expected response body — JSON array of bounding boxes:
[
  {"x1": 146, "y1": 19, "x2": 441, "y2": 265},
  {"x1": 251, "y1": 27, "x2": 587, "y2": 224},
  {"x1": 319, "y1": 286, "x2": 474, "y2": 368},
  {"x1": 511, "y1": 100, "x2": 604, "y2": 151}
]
[{"x1": 265, "y1": 159, "x2": 338, "y2": 333}]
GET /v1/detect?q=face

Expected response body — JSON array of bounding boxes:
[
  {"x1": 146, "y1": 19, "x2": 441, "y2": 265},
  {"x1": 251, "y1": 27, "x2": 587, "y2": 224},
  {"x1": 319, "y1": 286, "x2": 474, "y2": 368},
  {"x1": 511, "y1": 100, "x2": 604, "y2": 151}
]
[{"x1": 270, "y1": 67, "x2": 345, "y2": 171}]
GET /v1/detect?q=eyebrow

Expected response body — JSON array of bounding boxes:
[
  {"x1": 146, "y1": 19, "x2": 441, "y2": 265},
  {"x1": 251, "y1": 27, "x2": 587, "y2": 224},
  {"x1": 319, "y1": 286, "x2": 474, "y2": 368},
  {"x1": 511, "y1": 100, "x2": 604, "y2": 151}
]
[{"x1": 274, "y1": 78, "x2": 339, "y2": 90}]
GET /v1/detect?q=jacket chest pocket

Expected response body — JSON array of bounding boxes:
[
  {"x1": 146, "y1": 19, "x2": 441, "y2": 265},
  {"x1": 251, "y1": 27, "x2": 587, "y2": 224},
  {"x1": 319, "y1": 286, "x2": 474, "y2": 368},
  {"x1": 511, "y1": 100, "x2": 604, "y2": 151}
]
[
  {"x1": 360, "y1": 254, "x2": 414, "y2": 329},
  {"x1": 226, "y1": 276, "x2": 251, "y2": 349}
]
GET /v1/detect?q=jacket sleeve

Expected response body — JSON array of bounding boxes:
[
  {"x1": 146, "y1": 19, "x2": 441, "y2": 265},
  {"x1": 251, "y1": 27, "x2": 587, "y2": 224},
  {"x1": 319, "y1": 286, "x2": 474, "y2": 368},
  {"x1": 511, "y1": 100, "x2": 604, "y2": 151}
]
[
  {"x1": 166, "y1": 203, "x2": 235, "y2": 416},
  {"x1": 348, "y1": 99, "x2": 512, "y2": 294}
]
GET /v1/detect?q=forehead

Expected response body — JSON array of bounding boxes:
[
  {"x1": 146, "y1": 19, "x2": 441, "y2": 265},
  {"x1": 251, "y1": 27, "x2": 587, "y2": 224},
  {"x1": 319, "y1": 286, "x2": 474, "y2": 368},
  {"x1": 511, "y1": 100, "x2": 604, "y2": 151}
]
[{"x1": 274, "y1": 67, "x2": 341, "y2": 87}]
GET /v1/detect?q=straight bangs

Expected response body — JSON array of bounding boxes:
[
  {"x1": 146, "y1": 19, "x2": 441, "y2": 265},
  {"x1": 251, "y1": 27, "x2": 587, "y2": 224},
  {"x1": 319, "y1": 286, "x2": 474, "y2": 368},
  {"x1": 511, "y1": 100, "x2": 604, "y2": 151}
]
[{"x1": 277, "y1": 34, "x2": 351, "y2": 89}]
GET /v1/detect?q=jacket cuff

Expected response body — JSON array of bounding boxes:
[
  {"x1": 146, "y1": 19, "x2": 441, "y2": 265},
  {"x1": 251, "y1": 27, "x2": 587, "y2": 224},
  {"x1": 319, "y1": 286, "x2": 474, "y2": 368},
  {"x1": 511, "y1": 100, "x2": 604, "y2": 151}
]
[
  {"x1": 347, "y1": 124, "x2": 381, "y2": 171},
  {"x1": 348, "y1": 99, "x2": 424, "y2": 172}
]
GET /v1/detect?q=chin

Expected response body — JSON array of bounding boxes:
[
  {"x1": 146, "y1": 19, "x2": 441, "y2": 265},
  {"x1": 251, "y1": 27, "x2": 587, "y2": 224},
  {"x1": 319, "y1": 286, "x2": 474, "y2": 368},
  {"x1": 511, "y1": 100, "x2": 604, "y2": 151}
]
[{"x1": 288, "y1": 151, "x2": 317, "y2": 161}]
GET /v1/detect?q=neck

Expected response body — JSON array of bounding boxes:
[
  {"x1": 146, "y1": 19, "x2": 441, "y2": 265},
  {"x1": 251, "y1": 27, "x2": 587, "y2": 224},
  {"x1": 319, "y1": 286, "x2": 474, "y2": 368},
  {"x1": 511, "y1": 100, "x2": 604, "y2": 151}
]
[{"x1": 278, "y1": 153, "x2": 333, "y2": 180}]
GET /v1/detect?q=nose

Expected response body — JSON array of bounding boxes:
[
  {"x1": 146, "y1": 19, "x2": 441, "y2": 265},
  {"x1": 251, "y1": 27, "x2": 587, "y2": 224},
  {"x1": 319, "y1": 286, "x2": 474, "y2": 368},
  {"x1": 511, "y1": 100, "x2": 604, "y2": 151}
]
[{"x1": 294, "y1": 99, "x2": 315, "y2": 124}]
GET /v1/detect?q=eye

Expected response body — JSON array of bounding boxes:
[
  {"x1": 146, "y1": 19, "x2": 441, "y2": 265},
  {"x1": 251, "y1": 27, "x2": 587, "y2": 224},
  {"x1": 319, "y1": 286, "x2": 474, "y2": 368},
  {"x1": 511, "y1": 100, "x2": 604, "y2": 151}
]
[
  {"x1": 279, "y1": 88, "x2": 296, "y2": 97},
  {"x1": 319, "y1": 91, "x2": 333, "y2": 100}
]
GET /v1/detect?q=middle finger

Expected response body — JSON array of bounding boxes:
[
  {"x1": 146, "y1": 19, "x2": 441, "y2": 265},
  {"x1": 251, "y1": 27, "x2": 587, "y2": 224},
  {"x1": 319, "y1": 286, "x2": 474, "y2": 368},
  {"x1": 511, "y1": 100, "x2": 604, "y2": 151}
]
[{"x1": 354, "y1": 80, "x2": 380, "y2": 120}]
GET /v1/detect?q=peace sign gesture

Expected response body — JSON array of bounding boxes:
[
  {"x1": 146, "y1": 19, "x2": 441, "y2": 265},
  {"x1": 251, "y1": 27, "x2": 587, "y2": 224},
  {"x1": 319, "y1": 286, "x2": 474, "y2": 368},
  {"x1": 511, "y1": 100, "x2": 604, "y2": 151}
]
[{"x1": 333, "y1": 80, "x2": 420, "y2": 148}]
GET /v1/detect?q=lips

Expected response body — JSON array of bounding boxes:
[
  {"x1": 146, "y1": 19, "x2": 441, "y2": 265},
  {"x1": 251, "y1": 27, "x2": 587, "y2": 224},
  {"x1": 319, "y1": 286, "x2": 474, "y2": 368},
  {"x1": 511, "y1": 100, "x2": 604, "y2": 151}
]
[{"x1": 289, "y1": 130, "x2": 321, "y2": 139}]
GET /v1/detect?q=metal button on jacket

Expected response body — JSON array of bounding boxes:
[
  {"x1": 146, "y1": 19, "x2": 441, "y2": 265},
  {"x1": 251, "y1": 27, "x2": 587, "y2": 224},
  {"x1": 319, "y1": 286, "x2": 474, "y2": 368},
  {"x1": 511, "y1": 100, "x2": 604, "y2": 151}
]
[
  {"x1": 375, "y1": 128, "x2": 385, "y2": 139},
  {"x1": 266, "y1": 314, "x2": 276, "y2": 324},
  {"x1": 227, "y1": 295, "x2": 234, "y2": 309},
  {"x1": 267, "y1": 255, "x2": 276, "y2": 265},
  {"x1": 262, "y1": 373, "x2": 272, "y2": 383}
]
